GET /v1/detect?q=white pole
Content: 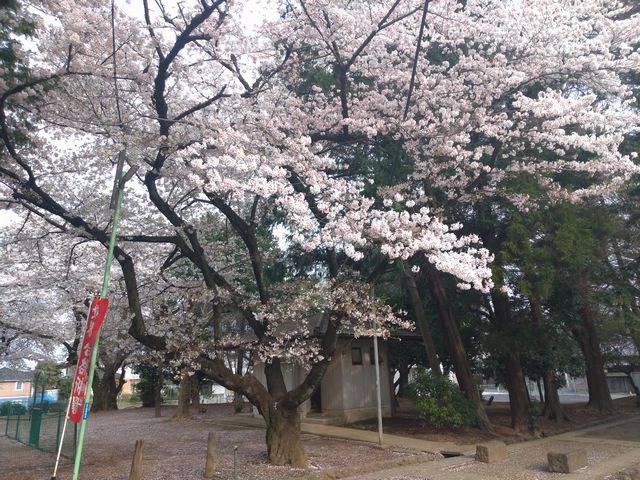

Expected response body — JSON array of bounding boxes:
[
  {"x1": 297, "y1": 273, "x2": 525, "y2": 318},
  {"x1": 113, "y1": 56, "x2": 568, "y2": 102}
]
[
  {"x1": 51, "y1": 394, "x2": 73, "y2": 479},
  {"x1": 372, "y1": 316, "x2": 383, "y2": 445}
]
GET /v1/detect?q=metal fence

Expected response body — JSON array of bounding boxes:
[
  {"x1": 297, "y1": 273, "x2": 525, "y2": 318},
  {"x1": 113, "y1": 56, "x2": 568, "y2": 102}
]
[{"x1": 2, "y1": 402, "x2": 77, "y2": 458}]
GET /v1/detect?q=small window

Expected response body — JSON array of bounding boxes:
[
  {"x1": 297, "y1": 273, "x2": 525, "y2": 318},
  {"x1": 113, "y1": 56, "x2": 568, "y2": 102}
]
[
  {"x1": 15, "y1": 381, "x2": 23, "y2": 391},
  {"x1": 351, "y1": 347, "x2": 363, "y2": 365},
  {"x1": 369, "y1": 347, "x2": 383, "y2": 364}
]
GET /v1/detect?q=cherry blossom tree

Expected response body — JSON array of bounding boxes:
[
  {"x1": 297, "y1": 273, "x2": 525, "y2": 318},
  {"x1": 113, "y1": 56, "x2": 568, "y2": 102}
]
[
  {"x1": 0, "y1": 214, "x2": 138, "y2": 410},
  {"x1": 1, "y1": 0, "x2": 639, "y2": 465}
]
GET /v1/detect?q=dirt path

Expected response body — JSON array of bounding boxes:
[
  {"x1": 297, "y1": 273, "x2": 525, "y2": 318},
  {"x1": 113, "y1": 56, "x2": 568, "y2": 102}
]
[{"x1": 0, "y1": 406, "x2": 421, "y2": 480}]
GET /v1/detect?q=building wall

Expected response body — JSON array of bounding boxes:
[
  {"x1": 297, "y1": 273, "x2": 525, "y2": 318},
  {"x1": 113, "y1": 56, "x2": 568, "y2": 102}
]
[
  {"x1": 253, "y1": 338, "x2": 392, "y2": 423},
  {"x1": 0, "y1": 380, "x2": 32, "y2": 405},
  {"x1": 606, "y1": 374, "x2": 637, "y2": 394},
  {"x1": 322, "y1": 338, "x2": 391, "y2": 422}
]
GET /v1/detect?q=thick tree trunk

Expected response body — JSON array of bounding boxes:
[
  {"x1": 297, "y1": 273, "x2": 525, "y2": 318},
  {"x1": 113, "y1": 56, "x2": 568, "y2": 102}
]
[
  {"x1": 541, "y1": 368, "x2": 569, "y2": 421},
  {"x1": 191, "y1": 375, "x2": 205, "y2": 413},
  {"x1": 572, "y1": 320, "x2": 613, "y2": 411},
  {"x1": 264, "y1": 404, "x2": 308, "y2": 468},
  {"x1": 529, "y1": 296, "x2": 569, "y2": 422},
  {"x1": 91, "y1": 369, "x2": 119, "y2": 412},
  {"x1": 573, "y1": 277, "x2": 613, "y2": 412},
  {"x1": 195, "y1": 293, "x2": 340, "y2": 468},
  {"x1": 421, "y1": 261, "x2": 492, "y2": 432},
  {"x1": 491, "y1": 290, "x2": 532, "y2": 432},
  {"x1": 404, "y1": 271, "x2": 442, "y2": 375},
  {"x1": 172, "y1": 371, "x2": 193, "y2": 419}
]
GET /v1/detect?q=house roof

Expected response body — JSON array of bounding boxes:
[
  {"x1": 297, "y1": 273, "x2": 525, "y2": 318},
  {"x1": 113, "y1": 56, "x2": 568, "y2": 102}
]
[{"x1": 0, "y1": 367, "x2": 33, "y2": 382}]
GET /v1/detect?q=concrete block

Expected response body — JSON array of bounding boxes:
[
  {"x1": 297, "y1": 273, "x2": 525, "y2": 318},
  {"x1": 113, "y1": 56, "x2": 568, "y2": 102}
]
[
  {"x1": 475, "y1": 441, "x2": 507, "y2": 463},
  {"x1": 547, "y1": 449, "x2": 587, "y2": 473}
]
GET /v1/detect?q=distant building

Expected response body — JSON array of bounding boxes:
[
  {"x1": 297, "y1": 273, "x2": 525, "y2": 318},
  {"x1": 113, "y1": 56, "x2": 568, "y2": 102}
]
[{"x1": 0, "y1": 368, "x2": 33, "y2": 406}]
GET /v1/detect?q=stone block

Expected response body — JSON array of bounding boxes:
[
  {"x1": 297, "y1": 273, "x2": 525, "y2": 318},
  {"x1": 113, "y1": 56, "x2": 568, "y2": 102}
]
[
  {"x1": 475, "y1": 441, "x2": 507, "y2": 463},
  {"x1": 547, "y1": 449, "x2": 587, "y2": 473}
]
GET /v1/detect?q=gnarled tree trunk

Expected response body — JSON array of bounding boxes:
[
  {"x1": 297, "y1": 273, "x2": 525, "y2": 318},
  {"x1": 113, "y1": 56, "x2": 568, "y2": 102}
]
[
  {"x1": 264, "y1": 404, "x2": 308, "y2": 468},
  {"x1": 421, "y1": 260, "x2": 492, "y2": 432},
  {"x1": 91, "y1": 363, "x2": 124, "y2": 412},
  {"x1": 91, "y1": 374, "x2": 118, "y2": 412}
]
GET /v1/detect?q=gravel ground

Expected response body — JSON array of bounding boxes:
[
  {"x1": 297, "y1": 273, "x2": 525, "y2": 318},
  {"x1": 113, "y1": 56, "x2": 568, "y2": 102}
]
[
  {"x1": 604, "y1": 464, "x2": 640, "y2": 480},
  {"x1": 446, "y1": 440, "x2": 632, "y2": 480},
  {"x1": 1, "y1": 406, "x2": 418, "y2": 480}
]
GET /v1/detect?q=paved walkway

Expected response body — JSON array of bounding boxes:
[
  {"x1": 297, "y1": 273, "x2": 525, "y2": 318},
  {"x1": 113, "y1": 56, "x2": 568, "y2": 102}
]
[
  {"x1": 209, "y1": 414, "x2": 475, "y2": 455},
  {"x1": 211, "y1": 414, "x2": 640, "y2": 480},
  {"x1": 340, "y1": 416, "x2": 640, "y2": 480}
]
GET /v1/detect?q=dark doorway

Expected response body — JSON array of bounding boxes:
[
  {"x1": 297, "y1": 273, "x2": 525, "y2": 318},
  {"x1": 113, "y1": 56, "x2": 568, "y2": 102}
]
[{"x1": 311, "y1": 385, "x2": 322, "y2": 412}]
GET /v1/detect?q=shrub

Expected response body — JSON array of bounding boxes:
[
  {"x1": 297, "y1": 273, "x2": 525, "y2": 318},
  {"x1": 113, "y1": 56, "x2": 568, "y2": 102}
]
[
  {"x1": 119, "y1": 393, "x2": 140, "y2": 404},
  {"x1": 407, "y1": 367, "x2": 476, "y2": 429},
  {"x1": 0, "y1": 401, "x2": 27, "y2": 417}
]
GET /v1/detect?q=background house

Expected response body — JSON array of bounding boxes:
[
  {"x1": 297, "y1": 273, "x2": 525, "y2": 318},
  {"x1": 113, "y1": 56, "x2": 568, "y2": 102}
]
[{"x1": 0, "y1": 367, "x2": 33, "y2": 406}]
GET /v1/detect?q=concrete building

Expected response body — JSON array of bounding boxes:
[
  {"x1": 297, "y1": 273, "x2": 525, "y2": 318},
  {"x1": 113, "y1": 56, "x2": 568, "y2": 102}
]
[{"x1": 254, "y1": 336, "x2": 392, "y2": 424}]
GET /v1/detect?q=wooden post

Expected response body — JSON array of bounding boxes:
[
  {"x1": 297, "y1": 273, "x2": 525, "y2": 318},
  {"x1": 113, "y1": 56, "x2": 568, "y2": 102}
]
[
  {"x1": 129, "y1": 440, "x2": 144, "y2": 480},
  {"x1": 204, "y1": 432, "x2": 216, "y2": 478}
]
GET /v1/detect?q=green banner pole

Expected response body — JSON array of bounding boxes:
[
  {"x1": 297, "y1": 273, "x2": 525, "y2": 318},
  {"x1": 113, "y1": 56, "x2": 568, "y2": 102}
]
[{"x1": 71, "y1": 152, "x2": 129, "y2": 480}]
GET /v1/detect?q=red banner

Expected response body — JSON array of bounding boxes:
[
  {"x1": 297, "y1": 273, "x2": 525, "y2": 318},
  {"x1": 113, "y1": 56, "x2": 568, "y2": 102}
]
[{"x1": 68, "y1": 297, "x2": 109, "y2": 423}]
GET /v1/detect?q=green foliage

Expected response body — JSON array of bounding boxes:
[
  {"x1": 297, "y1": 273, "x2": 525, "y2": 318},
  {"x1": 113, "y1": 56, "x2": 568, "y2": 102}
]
[
  {"x1": 407, "y1": 368, "x2": 476, "y2": 429},
  {"x1": 35, "y1": 362, "x2": 65, "y2": 390},
  {"x1": 119, "y1": 392, "x2": 140, "y2": 404},
  {"x1": 0, "y1": 401, "x2": 27, "y2": 416},
  {"x1": 1, "y1": 0, "x2": 35, "y2": 89},
  {"x1": 57, "y1": 376, "x2": 72, "y2": 400},
  {"x1": 135, "y1": 377, "x2": 157, "y2": 407},
  {"x1": 133, "y1": 363, "x2": 166, "y2": 407}
]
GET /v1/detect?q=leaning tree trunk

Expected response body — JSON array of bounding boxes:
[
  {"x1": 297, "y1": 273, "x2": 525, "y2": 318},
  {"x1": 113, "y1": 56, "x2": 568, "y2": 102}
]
[
  {"x1": 264, "y1": 403, "x2": 308, "y2": 468},
  {"x1": 421, "y1": 261, "x2": 492, "y2": 432},
  {"x1": 172, "y1": 371, "x2": 193, "y2": 420},
  {"x1": 405, "y1": 270, "x2": 442, "y2": 375},
  {"x1": 491, "y1": 290, "x2": 532, "y2": 432}
]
